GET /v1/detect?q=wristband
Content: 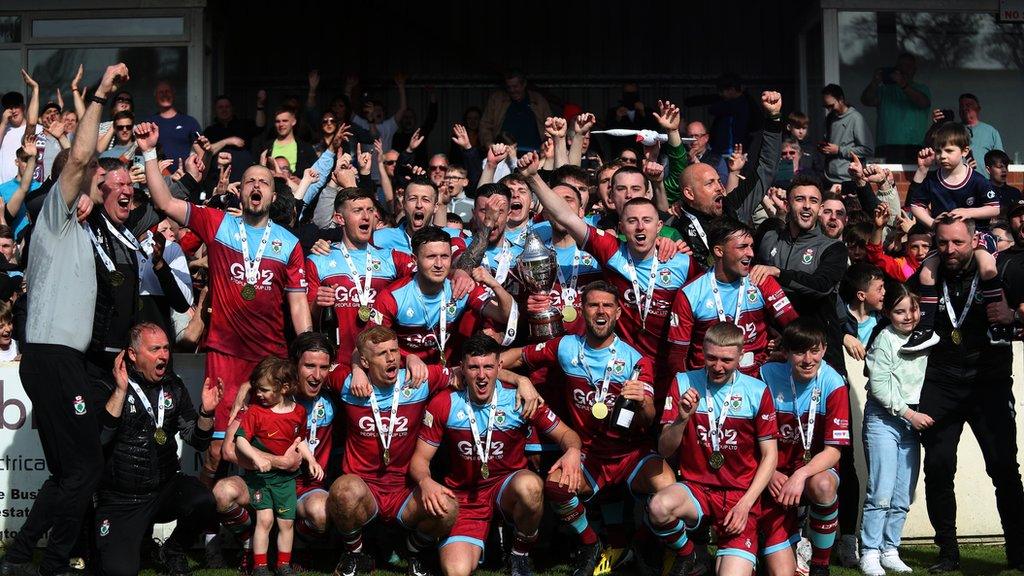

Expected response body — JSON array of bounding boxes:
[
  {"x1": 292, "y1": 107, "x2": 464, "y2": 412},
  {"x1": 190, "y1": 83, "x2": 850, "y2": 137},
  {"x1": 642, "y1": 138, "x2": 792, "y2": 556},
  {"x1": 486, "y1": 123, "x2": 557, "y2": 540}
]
[
  {"x1": 88, "y1": 94, "x2": 108, "y2": 106},
  {"x1": 142, "y1": 148, "x2": 158, "y2": 162},
  {"x1": 199, "y1": 408, "x2": 215, "y2": 419}
]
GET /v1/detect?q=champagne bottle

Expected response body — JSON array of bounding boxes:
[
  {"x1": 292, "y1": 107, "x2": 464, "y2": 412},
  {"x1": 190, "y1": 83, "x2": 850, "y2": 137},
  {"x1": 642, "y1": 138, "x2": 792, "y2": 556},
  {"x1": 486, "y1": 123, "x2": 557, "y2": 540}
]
[
  {"x1": 320, "y1": 304, "x2": 339, "y2": 348},
  {"x1": 611, "y1": 367, "x2": 642, "y2": 431}
]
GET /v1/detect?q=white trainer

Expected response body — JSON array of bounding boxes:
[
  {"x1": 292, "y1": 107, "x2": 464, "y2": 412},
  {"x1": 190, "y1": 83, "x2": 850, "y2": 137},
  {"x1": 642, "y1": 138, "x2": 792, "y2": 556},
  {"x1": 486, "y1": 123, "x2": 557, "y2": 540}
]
[
  {"x1": 859, "y1": 549, "x2": 885, "y2": 576},
  {"x1": 880, "y1": 548, "x2": 914, "y2": 573}
]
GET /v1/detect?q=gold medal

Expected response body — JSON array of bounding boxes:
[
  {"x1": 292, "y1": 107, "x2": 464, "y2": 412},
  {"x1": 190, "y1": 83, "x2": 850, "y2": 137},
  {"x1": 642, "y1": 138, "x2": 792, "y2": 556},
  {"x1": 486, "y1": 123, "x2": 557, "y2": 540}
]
[
  {"x1": 591, "y1": 402, "x2": 609, "y2": 420},
  {"x1": 383, "y1": 448, "x2": 391, "y2": 466},
  {"x1": 803, "y1": 450, "x2": 812, "y2": 464},
  {"x1": 709, "y1": 451, "x2": 725, "y2": 470},
  {"x1": 109, "y1": 271, "x2": 125, "y2": 287},
  {"x1": 561, "y1": 305, "x2": 578, "y2": 323},
  {"x1": 480, "y1": 463, "x2": 489, "y2": 479},
  {"x1": 241, "y1": 283, "x2": 257, "y2": 301},
  {"x1": 951, "y1": 328, "x2": 962, "y2": 345},
  {"x1": 358, "y1": 305, "x2": 372, "y2": 323},
  {"x1": 154, "y1": 429, "x2": 167, "y2": 445}
]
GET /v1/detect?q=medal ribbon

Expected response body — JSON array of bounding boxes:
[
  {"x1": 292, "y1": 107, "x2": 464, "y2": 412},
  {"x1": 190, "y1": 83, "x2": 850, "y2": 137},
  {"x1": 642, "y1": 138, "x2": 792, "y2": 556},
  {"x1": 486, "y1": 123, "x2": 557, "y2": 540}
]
[
  {"x1": 942, "y1": 273, "x2": 979, "y2": 332},
  {"x1": 625, "y1": 250, "x2": 659, "y2": 328},
  {"x1": 368, "y1": 372, "x2": 404, "y2": 457},
  {"x1": 579, "y1": 339, "x2": 619, "y2": 405},
  {"x1": 710, "y1": 270, "x2": 748, "y2": 327},
  {"x1": 493, "y1": 239, "x2": 512, "y2": 285},
  {"x1": 338, "y1": 243, "x2": 374, "y2": 308},
  {"x1": 128, "y1": 379, "x2": 165, "y2": 432},
  {"x1": 414, "y1": 283, "x2": 450, "y2": 359},
  {"x1": 86, "y1": 225, "x2": 118, "y2": 274},
  {"x1": 789, "y1": 374, "x2": 821, "y2": 458},
  {"x1": 705, "y1": 372, "x2": 738, "y2": 455},
  {"x1": 555, "y1": 249, "x2": 582, "y2": 306},
  {"x1": 102, "y1": 214, "x2": 141, "y2": 251},
  {"x1": 307, "y1": 398, "x2": 323, "y2": 448},
  {"x1": 683, "y1": 210, "x2": 708, "y2": 251},
  {"x1": 238, "y1": 220, "x2": 273, "y2": 286},
  {"x1": 465, "y1": 388, "x2": 499, "y2": 469}
]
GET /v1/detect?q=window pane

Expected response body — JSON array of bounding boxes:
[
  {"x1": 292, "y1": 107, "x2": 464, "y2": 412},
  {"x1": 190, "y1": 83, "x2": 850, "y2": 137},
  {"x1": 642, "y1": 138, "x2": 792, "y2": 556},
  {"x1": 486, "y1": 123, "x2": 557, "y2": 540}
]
[
  {"x1": 0, "y1": 52, "x2": 21, "y2": 96},
  {"x1": 840, "y1": 11, "x2": 1024, "y2": 164},
  {"x1": 28, "y1": 47, "x2": 189, "y2": 118},
  {"x1": 0, "y1": 17, "x2": 21, "y2": 43},
  {"x1": 33, "y1": 17, "x2": 183, "y2": 39}
]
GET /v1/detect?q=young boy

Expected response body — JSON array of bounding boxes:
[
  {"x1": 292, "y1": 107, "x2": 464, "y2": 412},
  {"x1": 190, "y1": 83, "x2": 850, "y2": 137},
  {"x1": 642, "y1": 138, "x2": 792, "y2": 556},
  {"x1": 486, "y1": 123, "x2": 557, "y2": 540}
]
[
  {"x1": 235, "y1": 357, "x2": 323, "y2": 576},
  {"x1": 866, "y1": 204, "x2": 931, "y2": 282},
  {"x1": 905, "y1": 123, "x2": 1002, "y2": 351},
  {"x1": 758, "y1": 320, "x2": 850, "y2": 576},
  {"x1": 984, "y1": 149, "x2": 1022, "y2": 218},
  {"x1": 839, "y1": 262, "x2": 886, "y2": 359},
  {"x1": 0, "y1": 301, "x2": 19, "y2": 361},
  {"x1": 786, "y1": 111, "x2": 820, "y2": 178}
]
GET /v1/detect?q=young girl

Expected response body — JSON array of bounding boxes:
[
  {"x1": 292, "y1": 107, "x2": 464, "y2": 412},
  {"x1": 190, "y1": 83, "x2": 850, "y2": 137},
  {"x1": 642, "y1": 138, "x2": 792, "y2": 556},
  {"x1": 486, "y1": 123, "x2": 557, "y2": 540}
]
[
  {"x1": 0, "y1": 301, "x2": 19, "y2": 361},
  {"x1": 235, "y1": 357, "x2": 323, "y2": 576},
  {"x1": 859, "y1": 285, "x2": 933, "y2": 576}
]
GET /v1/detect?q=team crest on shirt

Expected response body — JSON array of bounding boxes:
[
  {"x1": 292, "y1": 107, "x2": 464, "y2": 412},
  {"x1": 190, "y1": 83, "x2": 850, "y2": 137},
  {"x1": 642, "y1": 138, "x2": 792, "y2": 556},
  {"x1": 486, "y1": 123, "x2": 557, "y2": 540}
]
[
  {"x1": 581, "y1": 254, "x2": 594, "y2": 266},
  {"x1": 73, "y1": 395, "x2": 87, "y2": 415},
  {"x1": 370, "y1": 258, "x2": 382, "y2": 272},
  {"x1": 966, "y1": 197, "x2": 975, "y2": 206},
  {"x1": 659, "y1": 269, "x2": 671, "y2": 285},
  {"x1": 402, "y1": 386, "x2": 414, "y2": 399},
  {"x1": 162, "y1": 392, "x2": 174, "y2": 410},
  {"x1": 612, "y1": 359, "x2": 626, "y2": 375},
  {"x1": 987, "y1": 190, "x2": 997, "y2": 199},
  {"x1": 99, "y1": 519, "x2": 110, "y2": 537},
  {"x1": 747, "y1": 286, "x2": 758, "y2": 302},
  {"x1": 406, "y1": 308, "x2": 415, "y2": 318},
  {"x1": 272, "y1": 239, "x2": 283, "y2": 253},
  {"x1": 801, "y1": 248, "x2": 815, "y2": 265},
  {"x1": 446, "y1": 301, "x2": 458, "y2": 316},
  {"x1": 495, "y1": 411, "x2": 507, "y2": 425},
  {"x1": 314, "y1": 403, "x2": 327, "y2": 419},
  {"x1": 729, "y1": 394, "x2": 743, "y2": 409},
  {"x1": 423, "y1": 412, "x2": 434, "y2": 428}
]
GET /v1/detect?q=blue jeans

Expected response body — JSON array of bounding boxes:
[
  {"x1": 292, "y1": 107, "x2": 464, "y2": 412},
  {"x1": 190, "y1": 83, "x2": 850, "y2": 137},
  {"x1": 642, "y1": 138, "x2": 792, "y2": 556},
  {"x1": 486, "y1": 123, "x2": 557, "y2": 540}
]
[{"x1": 860, "y1": 397, "x2": 921, "y2": 551}]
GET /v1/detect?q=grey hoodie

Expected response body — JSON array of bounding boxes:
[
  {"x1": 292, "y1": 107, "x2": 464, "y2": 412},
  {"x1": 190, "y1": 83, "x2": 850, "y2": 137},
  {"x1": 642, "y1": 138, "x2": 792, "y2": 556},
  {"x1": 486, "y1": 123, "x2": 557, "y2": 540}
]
[{"x1": 825, "y1": 106, "x2": 873, "y2": 183}]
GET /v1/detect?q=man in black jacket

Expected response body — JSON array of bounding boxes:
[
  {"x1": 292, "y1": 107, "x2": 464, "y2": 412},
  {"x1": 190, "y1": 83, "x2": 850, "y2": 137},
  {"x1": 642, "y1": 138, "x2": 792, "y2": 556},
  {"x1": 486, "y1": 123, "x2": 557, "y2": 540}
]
[
  {"x1": 92, "y1": 323, "x2": 221, "y2": 576},
  {"x1": 673, "y1": 91, "x2": 782, "y2": 265}
]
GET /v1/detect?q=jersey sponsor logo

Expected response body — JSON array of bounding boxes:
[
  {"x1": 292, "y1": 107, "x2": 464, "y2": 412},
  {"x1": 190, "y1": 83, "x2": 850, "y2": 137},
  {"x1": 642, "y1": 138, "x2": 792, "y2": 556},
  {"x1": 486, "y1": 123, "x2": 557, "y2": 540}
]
[
  {"x1": 777, "y1": 422, "x2": 805, "y2": 443},
  {"x1": 229, "y1": 263, "x2": 275, "y2": 287},
  {"x1": 622, "y1": 287, "x2": 672, "y2": 315},
  {"x1": 833, "y1": 417, "x2": 848, "y2": 428},
  {"x1": 833, "y1": 429, "x2": 850, "y2": 440},
  {"x1": 573, "y1": 388, "x2": 619, "y2": 408},
  {"x1": 772, "y1": 297, "x2": 790, "y2": 312},
  {"x1": 358, "y1": 415, "x2": 409, "y2": 436},
  {"x1": 695, "y1": 424, "x2": 739, "y2": 449},
  {"x1": 400, "y1": 332, "x2": 442, "y2": 350},
  {"x1": 332, "y1": 285, "x2": 379, "y2": 304},
  {"x1": 987, "y1": 190, "x2": 997, "y2": 199},
  {"x1": 457, "y1": 440, "x2": 505, "y2": 460}
]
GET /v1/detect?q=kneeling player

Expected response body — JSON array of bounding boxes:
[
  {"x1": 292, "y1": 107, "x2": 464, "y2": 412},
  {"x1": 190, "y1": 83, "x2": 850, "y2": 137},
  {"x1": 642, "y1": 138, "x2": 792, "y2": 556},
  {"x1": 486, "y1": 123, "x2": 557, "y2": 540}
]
[
  {"x1": 758, "y1": 319, "x2": 849, "y2": 576},
  {"x1": 325, "y1": 326, "x2": 459, "y2": 576},
  {"x1": 651, "y1": 322, "x2": 778, "y2": 576},
  {"x1": 412, "y1": 334, "x2": 583, "y2": 576}
]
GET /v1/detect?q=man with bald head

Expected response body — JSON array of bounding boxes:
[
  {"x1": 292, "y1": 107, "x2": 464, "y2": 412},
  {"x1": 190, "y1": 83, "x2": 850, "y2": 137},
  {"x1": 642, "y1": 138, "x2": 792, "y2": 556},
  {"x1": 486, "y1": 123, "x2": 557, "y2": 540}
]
[
  {"x1": 147, "y1": 80, "x2": 201, "y2": 172},
  {"x1": 138, "y1": 122, "x2": 312, "y2": 486},
  {"x1": 673, "y1": 92, "x2": 783, "y2": 266},
  {"x1": 685, "y1": 120, "x2": 728, "y2": 186}
]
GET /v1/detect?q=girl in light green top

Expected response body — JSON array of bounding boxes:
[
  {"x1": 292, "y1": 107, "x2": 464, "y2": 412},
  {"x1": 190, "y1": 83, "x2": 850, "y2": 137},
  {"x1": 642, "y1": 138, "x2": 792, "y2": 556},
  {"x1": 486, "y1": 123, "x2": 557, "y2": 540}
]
[{"x1": 859, "y1": 285, "x2": 934, "y2": 575}]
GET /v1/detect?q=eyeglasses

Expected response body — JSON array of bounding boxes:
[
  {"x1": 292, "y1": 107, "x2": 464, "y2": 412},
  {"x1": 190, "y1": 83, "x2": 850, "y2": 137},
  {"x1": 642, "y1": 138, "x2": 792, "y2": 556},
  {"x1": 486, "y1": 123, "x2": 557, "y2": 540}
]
[
  {"x1": 383, "y1": 160, "x2": 397, "y2": 166},
  {"x1": 781, "y1": 151, "x2": 798, "y2": 158},
  {"x1": 429, "y1": 165, "x2": 449, "y2": 172},
  {"x1": 115, "y1": 125, "x2": 133, "y2": 131},
  {"x1": 114, "y1": 97, "x2": 132, "y2": 103},
  {"x1": 444, "y1": 175, "x2": 466, "y2": 181},
  {"x1": 322, "y1": 118, "x2": 337, "y2": 125},
  {"x1": 687, "y1": 133, "x2": 707, "y2": 138}
]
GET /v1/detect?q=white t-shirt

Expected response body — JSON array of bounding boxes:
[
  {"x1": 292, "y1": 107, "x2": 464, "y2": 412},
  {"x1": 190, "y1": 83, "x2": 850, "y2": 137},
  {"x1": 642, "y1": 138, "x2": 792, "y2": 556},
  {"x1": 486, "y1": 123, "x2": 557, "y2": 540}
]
[
  {"x1": 0, "y1": 340, "x2": 19, "y2": 362},
  {"x1": 0, "y1": 124, "x2": 43, "y2": 182}
]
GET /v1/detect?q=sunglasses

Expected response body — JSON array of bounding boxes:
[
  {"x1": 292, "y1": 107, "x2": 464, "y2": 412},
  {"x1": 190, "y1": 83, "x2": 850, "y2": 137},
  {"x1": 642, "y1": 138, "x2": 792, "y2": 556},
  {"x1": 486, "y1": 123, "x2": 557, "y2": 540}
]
[
  {"x1": 322, "y1": 118, "x2": 337, "y2": 125},
  {"x1": 383, "y1": 160, "x2": 397, "y2": 166},
  {"x1": 429, "y1": 165, "x2": 449, "y2": 172},
  {"x1": 115, "y1": 97, "x2": 132, "y2": 103},
  {"x1": 115, "y1": 125, "x2": 133, "y2": 131}
]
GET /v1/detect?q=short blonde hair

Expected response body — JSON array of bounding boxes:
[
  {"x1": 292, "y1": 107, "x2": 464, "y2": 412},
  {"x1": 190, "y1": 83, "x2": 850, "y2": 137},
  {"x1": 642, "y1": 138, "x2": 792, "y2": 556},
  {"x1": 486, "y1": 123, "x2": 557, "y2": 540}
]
[{"x1": 704, "y1": 322, "x2": 745, "y2": 350}]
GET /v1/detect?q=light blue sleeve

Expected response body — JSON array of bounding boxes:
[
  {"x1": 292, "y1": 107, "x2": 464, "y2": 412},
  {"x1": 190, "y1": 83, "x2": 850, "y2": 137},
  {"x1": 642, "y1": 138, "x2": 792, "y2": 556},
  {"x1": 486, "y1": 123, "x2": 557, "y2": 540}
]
[{"x1": 302, "y1": 149, "x2": 337, "y2": 205}]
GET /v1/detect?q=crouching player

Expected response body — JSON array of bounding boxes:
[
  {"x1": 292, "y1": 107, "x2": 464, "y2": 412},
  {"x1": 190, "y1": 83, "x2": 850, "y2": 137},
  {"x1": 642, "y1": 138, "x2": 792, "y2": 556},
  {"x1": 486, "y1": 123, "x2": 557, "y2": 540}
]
[
  {"x1": 758, "y1": 319, "x2": 850, "y2": 576},
  {"x1": 650, "y1": 323, "x2": 779, "y2": 576},
  {"x1": 411, "y1": 334, "x2": 584, "y2": 576}
]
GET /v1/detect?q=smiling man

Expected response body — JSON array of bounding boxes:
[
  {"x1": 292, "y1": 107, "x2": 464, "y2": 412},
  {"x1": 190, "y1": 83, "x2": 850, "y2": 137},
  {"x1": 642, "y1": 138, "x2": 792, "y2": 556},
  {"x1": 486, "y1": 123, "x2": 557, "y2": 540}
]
[
  {"x1": 139, "y1": 121, "x2": 312, "y2": 486},
  {"x1": 818, "y1": 193, "x2": 848, "y2": 240},
  {"x1": 372, "y1": 177, "x2": 466, "y2": 255},
  {"x1": 668, "y1": 218, "x2": 798, "y2": 378}
]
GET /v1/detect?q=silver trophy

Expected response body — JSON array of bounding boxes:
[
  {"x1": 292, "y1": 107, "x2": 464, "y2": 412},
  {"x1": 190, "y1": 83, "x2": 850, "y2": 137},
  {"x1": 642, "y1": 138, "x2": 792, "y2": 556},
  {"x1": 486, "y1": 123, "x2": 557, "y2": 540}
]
[{"x1": 515, "y1": 230, "x2": 564, "y2": 341}]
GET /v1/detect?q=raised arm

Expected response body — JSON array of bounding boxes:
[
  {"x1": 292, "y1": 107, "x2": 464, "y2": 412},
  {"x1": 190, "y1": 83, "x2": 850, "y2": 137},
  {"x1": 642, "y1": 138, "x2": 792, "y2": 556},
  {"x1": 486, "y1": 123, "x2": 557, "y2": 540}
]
[
  {"x1": 393, "y1": 73, "x2": 408, "y2": 122},
  {"x1": 545, "y1": 117, "x2": 569, "y2": 168},
  {"x1": 518, "y1": 151, "x2": 589, "y2": 245},
  {"x1": 70, "y1": 64, "x2": 87, "y2": 120},
  {"x1": 135, "y1": 122, "x2": 189, "y2": 224},
  {"x1": 60, "y1": 63, "x2": 128, "y2": 209},
  {"x1": 569, "y1": 113, "x2": 596, "y2": 166},
  {"x1": 7, "y1": 137, "x2": 37, "y2": 218},
  {"x1": 21, "y1": 69, "x2": 39, "y2": 135}
]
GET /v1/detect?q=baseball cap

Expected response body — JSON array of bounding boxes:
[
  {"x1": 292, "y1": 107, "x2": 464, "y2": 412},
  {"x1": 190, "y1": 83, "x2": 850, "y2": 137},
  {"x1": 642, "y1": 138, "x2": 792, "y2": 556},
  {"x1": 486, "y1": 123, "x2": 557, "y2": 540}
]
[
  {"x1": 1008, "y1": 199, "x2": 1024, "y2": 218},
  {"x1": 41, "y1": 102, "x2": 61, "y2": 115}
]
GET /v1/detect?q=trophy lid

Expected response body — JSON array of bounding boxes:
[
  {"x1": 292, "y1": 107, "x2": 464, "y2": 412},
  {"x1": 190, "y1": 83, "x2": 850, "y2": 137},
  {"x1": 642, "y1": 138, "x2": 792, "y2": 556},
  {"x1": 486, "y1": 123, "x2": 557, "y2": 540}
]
[{"x1": 519, "y1": 230, "x2": 552, "y2": 262}]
